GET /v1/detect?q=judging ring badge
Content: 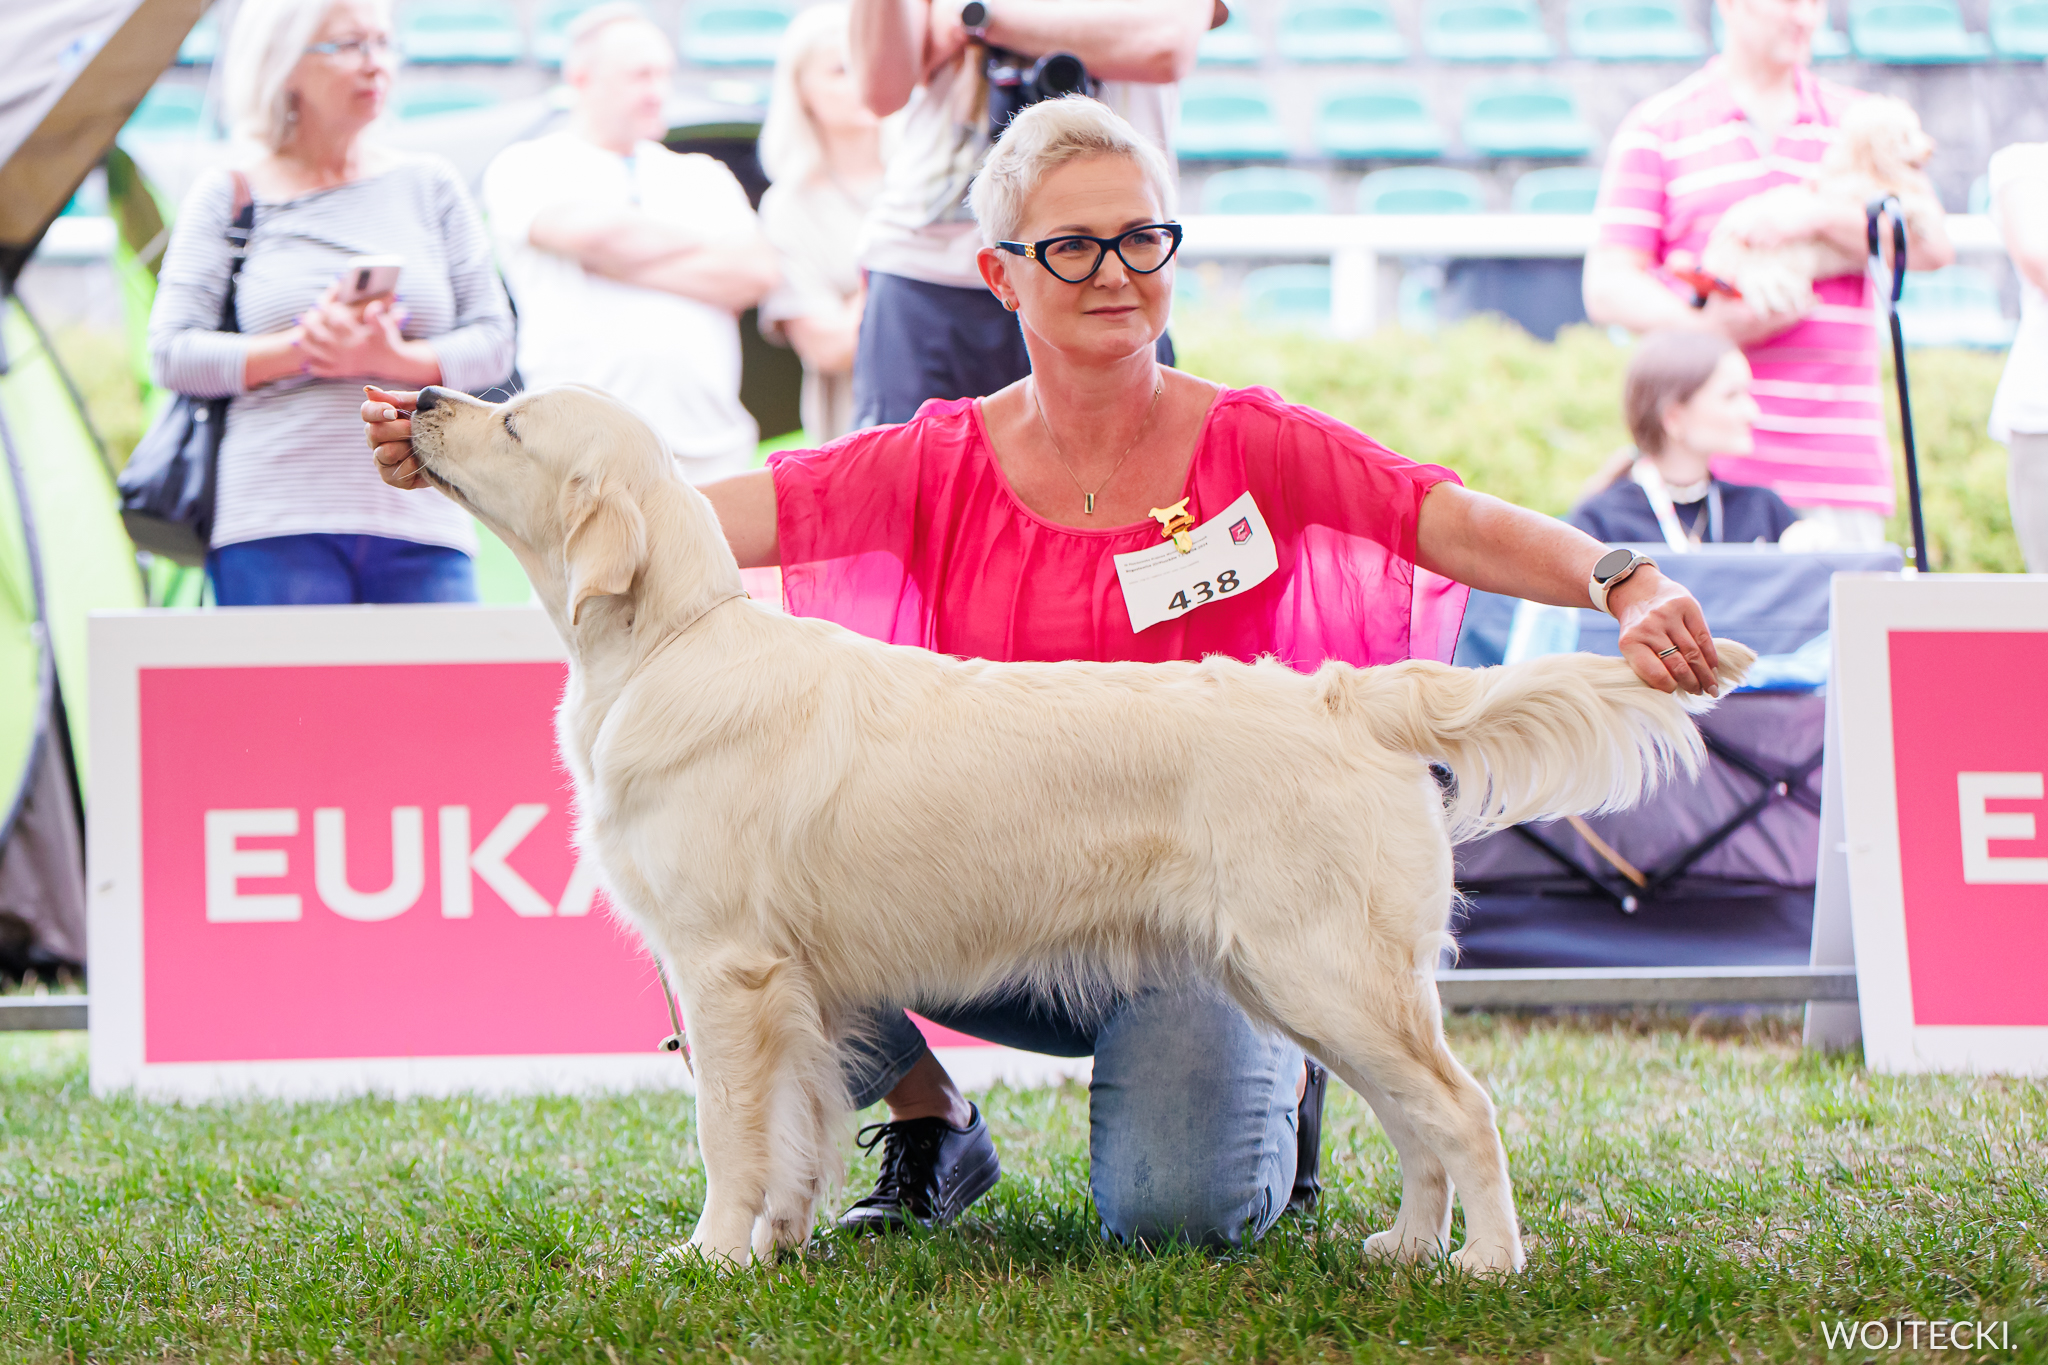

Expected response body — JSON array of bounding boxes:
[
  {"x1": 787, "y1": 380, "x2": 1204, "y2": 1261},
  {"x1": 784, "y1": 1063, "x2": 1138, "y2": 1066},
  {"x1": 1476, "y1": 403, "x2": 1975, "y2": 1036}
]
[{"x1": 1114, "y1": 491, "x2": 1278, "y2": 634}]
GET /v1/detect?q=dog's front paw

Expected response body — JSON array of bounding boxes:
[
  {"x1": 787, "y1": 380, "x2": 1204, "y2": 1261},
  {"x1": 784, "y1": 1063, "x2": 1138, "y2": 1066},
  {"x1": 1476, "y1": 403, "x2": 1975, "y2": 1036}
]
[
  {"x1": 1363, "y1": 1227, "x2": 1446, "y2": 1263},
  {"x1": 1448, "y1": 1238, "x2": 1526, "y2": 1277},
  {"x1": 671, "y1": 1232, "x2": 760, "y2": 1270}
]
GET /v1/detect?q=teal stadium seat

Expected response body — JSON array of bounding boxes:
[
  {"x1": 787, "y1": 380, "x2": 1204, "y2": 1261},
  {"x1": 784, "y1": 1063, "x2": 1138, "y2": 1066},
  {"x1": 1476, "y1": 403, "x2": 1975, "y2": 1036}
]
[
  {"x1": 533, "y1": 0, "x2": 600, "y2": 66},
  {"x1": 1315, "y1": 84, "x2": 1446, "y2": 160},
  {"x1": 683, "y1": 1, "x2": 795, "y2": 66},
  {"x1": 122, "y1": 84, "x2": 207, "y2": 140},
  {"x1": 1241, "y1": 265, "x2": 1333, "y2": 329},
  {"x1": 397, "y1": 82, "x2": 503, "y2": 118},
  {"x1": 176, "y1": 13, "x2": 219, "y2": 64},
  {"x1": 1199, "y1": 10, "x2": 1264, "y2": 63},
  {"x1": 1512, "y1": 166, "x2": 1604, "y2": 212},
  {"x1": 1277, "y1": 0, "x2": 1409, "y2": 61},
  {"x1": 1422, "y1": 0, "x2": 1556, "y2": 61},
  {"x1": 1356, "y1": 166, "x2": 1487, "y2": 213},
  {"x1": 1895, "y1": 266, "x2": 2016, "y2": 348},
  {"x1": 1990, "y1": 0, "x2": 2048, "y2": 55},
  {"x1": 1847, "y1": 0, "x2": 1990, "y2": 61},
  {"x1": 1462, "y1": 81, "x2": 1593, "y2": 158},
  {"x1": 1200, "y1": 168, "x2": 1330, "y2": 214},
  {"x1": 1568, "y1": 0, "x2": 1706, "y2": 58},
  {"x1": 398, "y1": 0, "x2": 524, "y2": 63},
  {"x1": 1177, "y1": 81, "x2": 1291, "y2": 161},
  {"x1": 1713, "y1": 7, "x2": 1851, "y2": 58}
]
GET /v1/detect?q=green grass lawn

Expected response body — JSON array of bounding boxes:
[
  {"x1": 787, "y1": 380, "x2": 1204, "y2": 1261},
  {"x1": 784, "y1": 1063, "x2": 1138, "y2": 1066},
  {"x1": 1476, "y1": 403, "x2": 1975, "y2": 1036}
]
[{"x1": 4, "y1": 1013, "x2": 2043, "y2": 1363}]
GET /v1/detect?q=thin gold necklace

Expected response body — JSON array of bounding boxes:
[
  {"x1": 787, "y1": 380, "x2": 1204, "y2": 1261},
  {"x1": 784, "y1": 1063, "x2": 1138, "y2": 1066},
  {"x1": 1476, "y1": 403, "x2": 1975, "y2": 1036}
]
[{"x1": 1032, "y1": 373, "x2": 1164, "y2": 515}]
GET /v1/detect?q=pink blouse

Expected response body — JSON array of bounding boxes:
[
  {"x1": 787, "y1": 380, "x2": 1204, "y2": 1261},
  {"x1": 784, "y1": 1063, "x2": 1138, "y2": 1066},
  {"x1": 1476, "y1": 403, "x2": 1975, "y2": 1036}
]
[{"x1": 769, "y1": 385, "x2": 1468, "y2": 669}]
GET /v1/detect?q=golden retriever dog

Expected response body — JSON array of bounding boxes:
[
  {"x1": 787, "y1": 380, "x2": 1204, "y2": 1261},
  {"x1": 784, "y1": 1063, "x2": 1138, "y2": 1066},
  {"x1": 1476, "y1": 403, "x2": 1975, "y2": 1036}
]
[
  {"x1": 1700, "y1": 94, "x2": 1939, "y2": 315},
  {"x1": 405, "y1": 382, "x2": 1753, "y2": 1274}
]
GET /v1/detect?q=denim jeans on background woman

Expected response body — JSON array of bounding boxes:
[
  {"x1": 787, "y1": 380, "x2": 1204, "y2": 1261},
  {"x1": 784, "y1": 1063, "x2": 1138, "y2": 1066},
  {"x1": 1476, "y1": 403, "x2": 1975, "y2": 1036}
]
[
  {"x1": 208, "y1": 532, "x2": 478, "y2": 606},
  {"x1": 845, "y1": 983, "x2": 1303, "y2": 1248}
]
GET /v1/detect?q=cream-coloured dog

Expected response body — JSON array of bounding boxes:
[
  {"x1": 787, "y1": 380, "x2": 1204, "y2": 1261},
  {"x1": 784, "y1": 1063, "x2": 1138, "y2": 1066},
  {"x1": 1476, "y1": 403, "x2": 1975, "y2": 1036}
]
[
  {"x1": 1700, "y1": 94, "x2": 1939, "y2": 316},
  {"x1": 405, "y1": 382, "x2": 1752, "y2": 1275}
]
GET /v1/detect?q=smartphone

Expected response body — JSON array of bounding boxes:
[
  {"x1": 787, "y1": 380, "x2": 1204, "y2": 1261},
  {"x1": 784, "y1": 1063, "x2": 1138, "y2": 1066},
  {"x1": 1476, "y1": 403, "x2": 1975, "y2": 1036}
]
[{"x1": 336, "y1": 255, "x2": 403, "y2": 304}]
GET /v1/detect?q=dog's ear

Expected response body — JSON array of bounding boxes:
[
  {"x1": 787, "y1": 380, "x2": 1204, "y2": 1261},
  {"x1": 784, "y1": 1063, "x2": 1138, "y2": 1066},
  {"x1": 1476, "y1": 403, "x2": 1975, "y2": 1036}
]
[{"x1": 562, "y1": 476, "x2": 649, "y2": 626}]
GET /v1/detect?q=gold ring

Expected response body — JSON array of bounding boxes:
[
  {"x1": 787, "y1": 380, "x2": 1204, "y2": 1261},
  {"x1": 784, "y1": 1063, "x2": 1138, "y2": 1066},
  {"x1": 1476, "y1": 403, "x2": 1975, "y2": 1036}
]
[{"x1": 1657, "y1": 645, "x2": 1681, "y2": 658}]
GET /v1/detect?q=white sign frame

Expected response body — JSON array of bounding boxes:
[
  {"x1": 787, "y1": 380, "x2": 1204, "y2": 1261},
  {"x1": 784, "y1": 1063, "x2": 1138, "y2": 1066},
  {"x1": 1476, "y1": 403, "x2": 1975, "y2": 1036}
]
[
  {"x1": 1829, "y1": 574, "x2": 2048, "y2": 1076},
  {"x1": 88, "y1": 607, "x2": 1087, "y2": 1100}
]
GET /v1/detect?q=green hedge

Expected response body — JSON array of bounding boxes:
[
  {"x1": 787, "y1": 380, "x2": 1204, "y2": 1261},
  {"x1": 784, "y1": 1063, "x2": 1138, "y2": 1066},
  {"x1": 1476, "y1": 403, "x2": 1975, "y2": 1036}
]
[{"x1": 1177, "y1": 316, "x2": 2023, "y2": 574}]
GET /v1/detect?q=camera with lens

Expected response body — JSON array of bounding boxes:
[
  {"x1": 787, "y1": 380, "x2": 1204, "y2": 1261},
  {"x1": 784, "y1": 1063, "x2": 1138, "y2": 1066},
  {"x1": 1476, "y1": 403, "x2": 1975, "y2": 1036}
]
[{"x1": 961, "y1": 1, "x2": 1099, "y2": 139}]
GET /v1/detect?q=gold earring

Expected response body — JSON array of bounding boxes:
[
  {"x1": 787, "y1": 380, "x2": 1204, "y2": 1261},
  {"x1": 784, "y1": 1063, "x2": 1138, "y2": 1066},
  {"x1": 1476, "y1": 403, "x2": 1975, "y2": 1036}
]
[{"x1": 1004, "y1": 299, "x2": 1019, "y2": 312}]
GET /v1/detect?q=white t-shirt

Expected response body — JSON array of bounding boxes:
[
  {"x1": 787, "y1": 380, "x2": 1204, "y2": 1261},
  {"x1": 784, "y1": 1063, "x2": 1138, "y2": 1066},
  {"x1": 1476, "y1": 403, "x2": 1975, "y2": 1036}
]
[
  {"x1": 858, "y1": 54, "x2": 1177, "y2": 289},
  {"x1": 483, "y1": 133, "x2": 761, "y2": 481},
  {"x1": 1989, "y1": 143, "x2": 2048, "y2": 441}
]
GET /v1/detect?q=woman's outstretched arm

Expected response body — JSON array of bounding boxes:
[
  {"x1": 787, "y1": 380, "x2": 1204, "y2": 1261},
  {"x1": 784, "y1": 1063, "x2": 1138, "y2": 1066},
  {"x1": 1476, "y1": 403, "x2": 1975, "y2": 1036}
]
[{"x1": 1416, "y1": 481, "x2": 1721, "y2": 696}]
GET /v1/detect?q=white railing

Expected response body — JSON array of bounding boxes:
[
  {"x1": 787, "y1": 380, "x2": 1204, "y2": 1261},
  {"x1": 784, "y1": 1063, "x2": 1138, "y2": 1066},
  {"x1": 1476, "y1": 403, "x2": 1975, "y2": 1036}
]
[{"x1": 1177, "y1": 212, "x2": 2007, "y2": 337}]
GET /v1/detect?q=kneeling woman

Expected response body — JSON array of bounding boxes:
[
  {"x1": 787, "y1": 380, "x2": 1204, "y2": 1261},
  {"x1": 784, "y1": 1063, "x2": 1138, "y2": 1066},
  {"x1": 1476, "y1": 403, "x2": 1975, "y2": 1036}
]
[{"x1": 366, "y1": 98, "x2": 1720, "y2": 1249}]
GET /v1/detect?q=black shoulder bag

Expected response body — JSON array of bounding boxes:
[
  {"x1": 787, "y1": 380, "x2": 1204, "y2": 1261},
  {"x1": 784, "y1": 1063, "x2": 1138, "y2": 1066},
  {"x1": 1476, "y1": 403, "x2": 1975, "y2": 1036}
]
[{"x1": 118, "y1": 171, "x2": 254, "y2": 566}]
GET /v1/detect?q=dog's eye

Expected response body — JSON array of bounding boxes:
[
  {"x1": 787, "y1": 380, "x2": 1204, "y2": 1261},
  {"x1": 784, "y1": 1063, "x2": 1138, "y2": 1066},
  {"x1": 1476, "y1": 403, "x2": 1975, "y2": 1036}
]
[{"x1": 503, "y1": 413, "x2": 519, "y2": 441}]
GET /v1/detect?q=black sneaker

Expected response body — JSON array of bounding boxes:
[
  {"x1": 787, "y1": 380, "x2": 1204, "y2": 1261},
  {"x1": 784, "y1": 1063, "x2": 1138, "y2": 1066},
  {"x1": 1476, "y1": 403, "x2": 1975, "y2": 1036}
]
[
  {"x1": 1288, "y1": 1060, "x2": 1328, "y2": 1215},
  {"x1": 835, "y1": 1105, "x2": 1000, "y2": 1234}
]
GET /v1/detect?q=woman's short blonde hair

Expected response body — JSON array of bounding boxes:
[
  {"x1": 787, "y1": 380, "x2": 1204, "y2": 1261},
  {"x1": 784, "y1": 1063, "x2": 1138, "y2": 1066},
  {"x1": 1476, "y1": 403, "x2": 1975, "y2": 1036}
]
[
  {"x1": 968, "y1": 96, "x2": 1177, "y2": 247},
  {"x1": 222, "y1": 0, "x2": 389, "y2": 151},
  {"x1": 758, "y1": 4, "x2": 852, "y2": 186}
]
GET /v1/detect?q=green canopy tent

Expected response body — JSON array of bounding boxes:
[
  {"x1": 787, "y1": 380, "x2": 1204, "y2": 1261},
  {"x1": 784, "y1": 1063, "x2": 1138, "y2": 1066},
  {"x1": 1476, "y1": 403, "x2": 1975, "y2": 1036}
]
[{"x1": 0, "y1": 0, "x2": 202, "y2": 975}]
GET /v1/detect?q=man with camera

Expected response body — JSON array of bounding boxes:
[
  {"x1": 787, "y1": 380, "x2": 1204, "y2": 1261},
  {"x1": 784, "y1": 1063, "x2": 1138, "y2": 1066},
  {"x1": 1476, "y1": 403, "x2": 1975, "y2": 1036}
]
[{"x1": 848, "y1": 0, "x2": 1218, "y2": 427}]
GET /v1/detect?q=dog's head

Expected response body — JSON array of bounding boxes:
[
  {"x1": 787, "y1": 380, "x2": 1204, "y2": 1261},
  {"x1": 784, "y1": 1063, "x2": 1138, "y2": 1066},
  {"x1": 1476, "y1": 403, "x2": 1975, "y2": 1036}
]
[
  {"x1": 408, "y1": 384, "x2": 678, "y2": 628},
  {"x1": 1830, "y1": 95, "x2": 1936, "y2": 187}
]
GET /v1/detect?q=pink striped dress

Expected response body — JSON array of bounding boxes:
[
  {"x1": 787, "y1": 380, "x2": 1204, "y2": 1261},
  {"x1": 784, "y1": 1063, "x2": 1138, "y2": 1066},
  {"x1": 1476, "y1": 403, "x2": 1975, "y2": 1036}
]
[{"x1": 1595, "y1": 60, "x2": 1891, "y2": 515}]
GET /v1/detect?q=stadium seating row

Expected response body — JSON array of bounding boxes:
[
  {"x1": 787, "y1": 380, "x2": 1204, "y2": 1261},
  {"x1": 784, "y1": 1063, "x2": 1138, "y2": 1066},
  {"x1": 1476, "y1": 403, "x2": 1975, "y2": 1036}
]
[
  {"x1": 1198, "y1": 164, "x2": 1602, "y2": 212},
  {"x1": 171, "y1": 0, "x2": 2048, "y2": 68},
  {"x1": 173, "y1": 0, "x2": 802, "y2": 69},
  {"x1": 1183, "y1": 78, "x2": 1597, "y2": 161}
]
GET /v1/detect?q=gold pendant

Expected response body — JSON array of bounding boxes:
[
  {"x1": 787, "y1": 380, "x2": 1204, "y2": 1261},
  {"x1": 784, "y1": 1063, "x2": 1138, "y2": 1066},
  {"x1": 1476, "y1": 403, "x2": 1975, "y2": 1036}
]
[{"x1": 1084, "y1": 493, "x2": 1095, "y2": 514}]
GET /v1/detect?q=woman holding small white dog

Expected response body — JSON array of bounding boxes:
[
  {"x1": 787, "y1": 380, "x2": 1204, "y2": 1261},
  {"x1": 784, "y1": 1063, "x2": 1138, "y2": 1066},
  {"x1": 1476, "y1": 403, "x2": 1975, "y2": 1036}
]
[
  {"x1": 151, "y1": 0, "x2": 513, "y2": 605},
  {"x1": 366, "y1": 98, "x2": 1721, "y2": 1250}
]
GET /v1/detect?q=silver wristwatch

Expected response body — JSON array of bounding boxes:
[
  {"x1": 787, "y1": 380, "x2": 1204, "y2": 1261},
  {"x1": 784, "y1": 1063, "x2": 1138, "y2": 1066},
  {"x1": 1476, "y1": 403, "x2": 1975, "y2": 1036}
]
[
  {"x1": 1587, "y1": 547, "x2": 1656, "y2": 616},
  {"x1": 960, "y1": 0, "x2": 990, "y2": 38}
]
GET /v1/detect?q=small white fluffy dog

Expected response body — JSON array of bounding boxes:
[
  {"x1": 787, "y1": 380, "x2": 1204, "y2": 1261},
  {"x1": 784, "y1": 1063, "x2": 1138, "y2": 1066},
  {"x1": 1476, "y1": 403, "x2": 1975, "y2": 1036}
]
[
  {"x1": 1700, "y1": 95, "x2": 1939, "y2": 315},
  {"x1": 406, "y1": 383, "x2": 1753, "y2": 1275}
]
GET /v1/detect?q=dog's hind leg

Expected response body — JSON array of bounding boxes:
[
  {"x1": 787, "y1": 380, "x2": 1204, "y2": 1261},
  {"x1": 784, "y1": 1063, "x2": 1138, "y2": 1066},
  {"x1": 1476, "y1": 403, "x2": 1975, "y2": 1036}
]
[
  {"x1": 1250, "y1": 950, "x2": 1524, "y2": 1275},
  {"x1": 1347, "y1": 1071, "x2": 1453, "y2": 1264},
  {"x1": 677, "y1": 949, "x2": 824, "y2": 1265}
]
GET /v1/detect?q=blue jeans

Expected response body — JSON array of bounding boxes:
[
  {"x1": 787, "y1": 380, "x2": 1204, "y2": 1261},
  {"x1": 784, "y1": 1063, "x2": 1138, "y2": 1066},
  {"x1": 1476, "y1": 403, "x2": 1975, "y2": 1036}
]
[
  {"x1": 846, "y1": 984, "x2": 1303, "y2": 1248},
  {"x1": 209, "y1": 533, "x2": 477, "y2": 606}
]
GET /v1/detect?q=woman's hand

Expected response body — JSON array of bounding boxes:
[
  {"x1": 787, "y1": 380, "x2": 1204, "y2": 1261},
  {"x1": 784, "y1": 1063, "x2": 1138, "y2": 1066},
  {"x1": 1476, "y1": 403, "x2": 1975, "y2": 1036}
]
[
  {"x1": 300, "y1": 283, "x2": 442, "y2": 385},
  {"x1": 1606, "y1": 567, "x2": 1722, "y2": 696},
  {"x1": 362, "y1": 386, "x2": 429, "y2": 489}
]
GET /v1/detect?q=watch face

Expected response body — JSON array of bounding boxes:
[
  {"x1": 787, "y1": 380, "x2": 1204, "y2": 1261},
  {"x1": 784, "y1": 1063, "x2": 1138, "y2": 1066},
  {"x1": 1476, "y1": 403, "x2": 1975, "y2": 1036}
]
[{"x1": 1593, "y1": 547, "x2": 1635, "y2": 580}]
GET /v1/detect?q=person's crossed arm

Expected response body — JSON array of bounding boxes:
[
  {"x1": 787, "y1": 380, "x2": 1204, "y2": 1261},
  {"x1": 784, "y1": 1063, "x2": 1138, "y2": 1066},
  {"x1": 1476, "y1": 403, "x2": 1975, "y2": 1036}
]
[
  {"x1": 852, "y1": 0, "x2": 1212, "y2": 116},
  {"x1": 525, "y1": 205, "x2": 780, "y2": 314}
]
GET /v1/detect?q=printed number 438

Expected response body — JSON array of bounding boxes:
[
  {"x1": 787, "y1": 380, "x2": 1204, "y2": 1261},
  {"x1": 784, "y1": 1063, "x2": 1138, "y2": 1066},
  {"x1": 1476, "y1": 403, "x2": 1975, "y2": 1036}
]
[{"x1": 1169, "y1": 570, "x2": 1241, "y2": 613}]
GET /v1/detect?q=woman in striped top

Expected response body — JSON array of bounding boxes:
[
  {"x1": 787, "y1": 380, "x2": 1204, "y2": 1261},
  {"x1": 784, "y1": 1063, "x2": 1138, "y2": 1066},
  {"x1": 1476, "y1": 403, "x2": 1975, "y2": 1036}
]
[{"x1": 148, "y1": 0, "x2": 514, "y2": 605}]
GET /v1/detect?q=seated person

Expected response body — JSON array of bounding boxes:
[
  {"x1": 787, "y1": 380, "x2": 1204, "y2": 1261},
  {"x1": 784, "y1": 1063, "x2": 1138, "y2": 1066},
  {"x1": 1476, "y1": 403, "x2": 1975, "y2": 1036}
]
[{"x1": 1570, "y1": 330, "x2": 1800, "y2": 548}]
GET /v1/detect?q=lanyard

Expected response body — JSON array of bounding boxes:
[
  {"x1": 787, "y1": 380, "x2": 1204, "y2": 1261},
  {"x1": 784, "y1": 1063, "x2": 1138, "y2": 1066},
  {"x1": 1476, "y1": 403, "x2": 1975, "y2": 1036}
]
[{"x1": 1630, "y1": 460, "x2": 1722, "y2": 549}]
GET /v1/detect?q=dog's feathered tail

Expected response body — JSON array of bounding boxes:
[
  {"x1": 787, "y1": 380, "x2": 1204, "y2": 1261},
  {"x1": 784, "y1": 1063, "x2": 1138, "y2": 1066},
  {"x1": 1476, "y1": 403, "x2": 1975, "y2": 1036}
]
[{"x1": 1322, "y1": 640, "x2": 1756, "y2": 841}]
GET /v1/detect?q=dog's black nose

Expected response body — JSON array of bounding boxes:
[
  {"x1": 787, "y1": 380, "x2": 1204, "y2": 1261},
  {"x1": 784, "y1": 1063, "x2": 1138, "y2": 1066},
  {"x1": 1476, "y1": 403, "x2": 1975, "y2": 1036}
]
[{"x1": 416, "y1": 386, "x2": 447, "y2": 412}]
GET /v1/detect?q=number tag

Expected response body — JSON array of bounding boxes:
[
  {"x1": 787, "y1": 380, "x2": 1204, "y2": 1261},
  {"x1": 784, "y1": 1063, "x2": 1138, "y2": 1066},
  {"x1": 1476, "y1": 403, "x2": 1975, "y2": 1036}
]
[{"x1": 1112, "y1": 491, "x2": 1279, "y2": 634}]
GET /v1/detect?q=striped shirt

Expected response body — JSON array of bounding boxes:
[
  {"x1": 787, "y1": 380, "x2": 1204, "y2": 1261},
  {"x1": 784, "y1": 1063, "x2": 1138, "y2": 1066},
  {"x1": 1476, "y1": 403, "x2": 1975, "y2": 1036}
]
[
  {"x1": 1595, "y1": 60, "x2": 1891, "y2": 514},
  {"x1": 149, "y1": 155, "x2": 515, "y2": 551}
]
